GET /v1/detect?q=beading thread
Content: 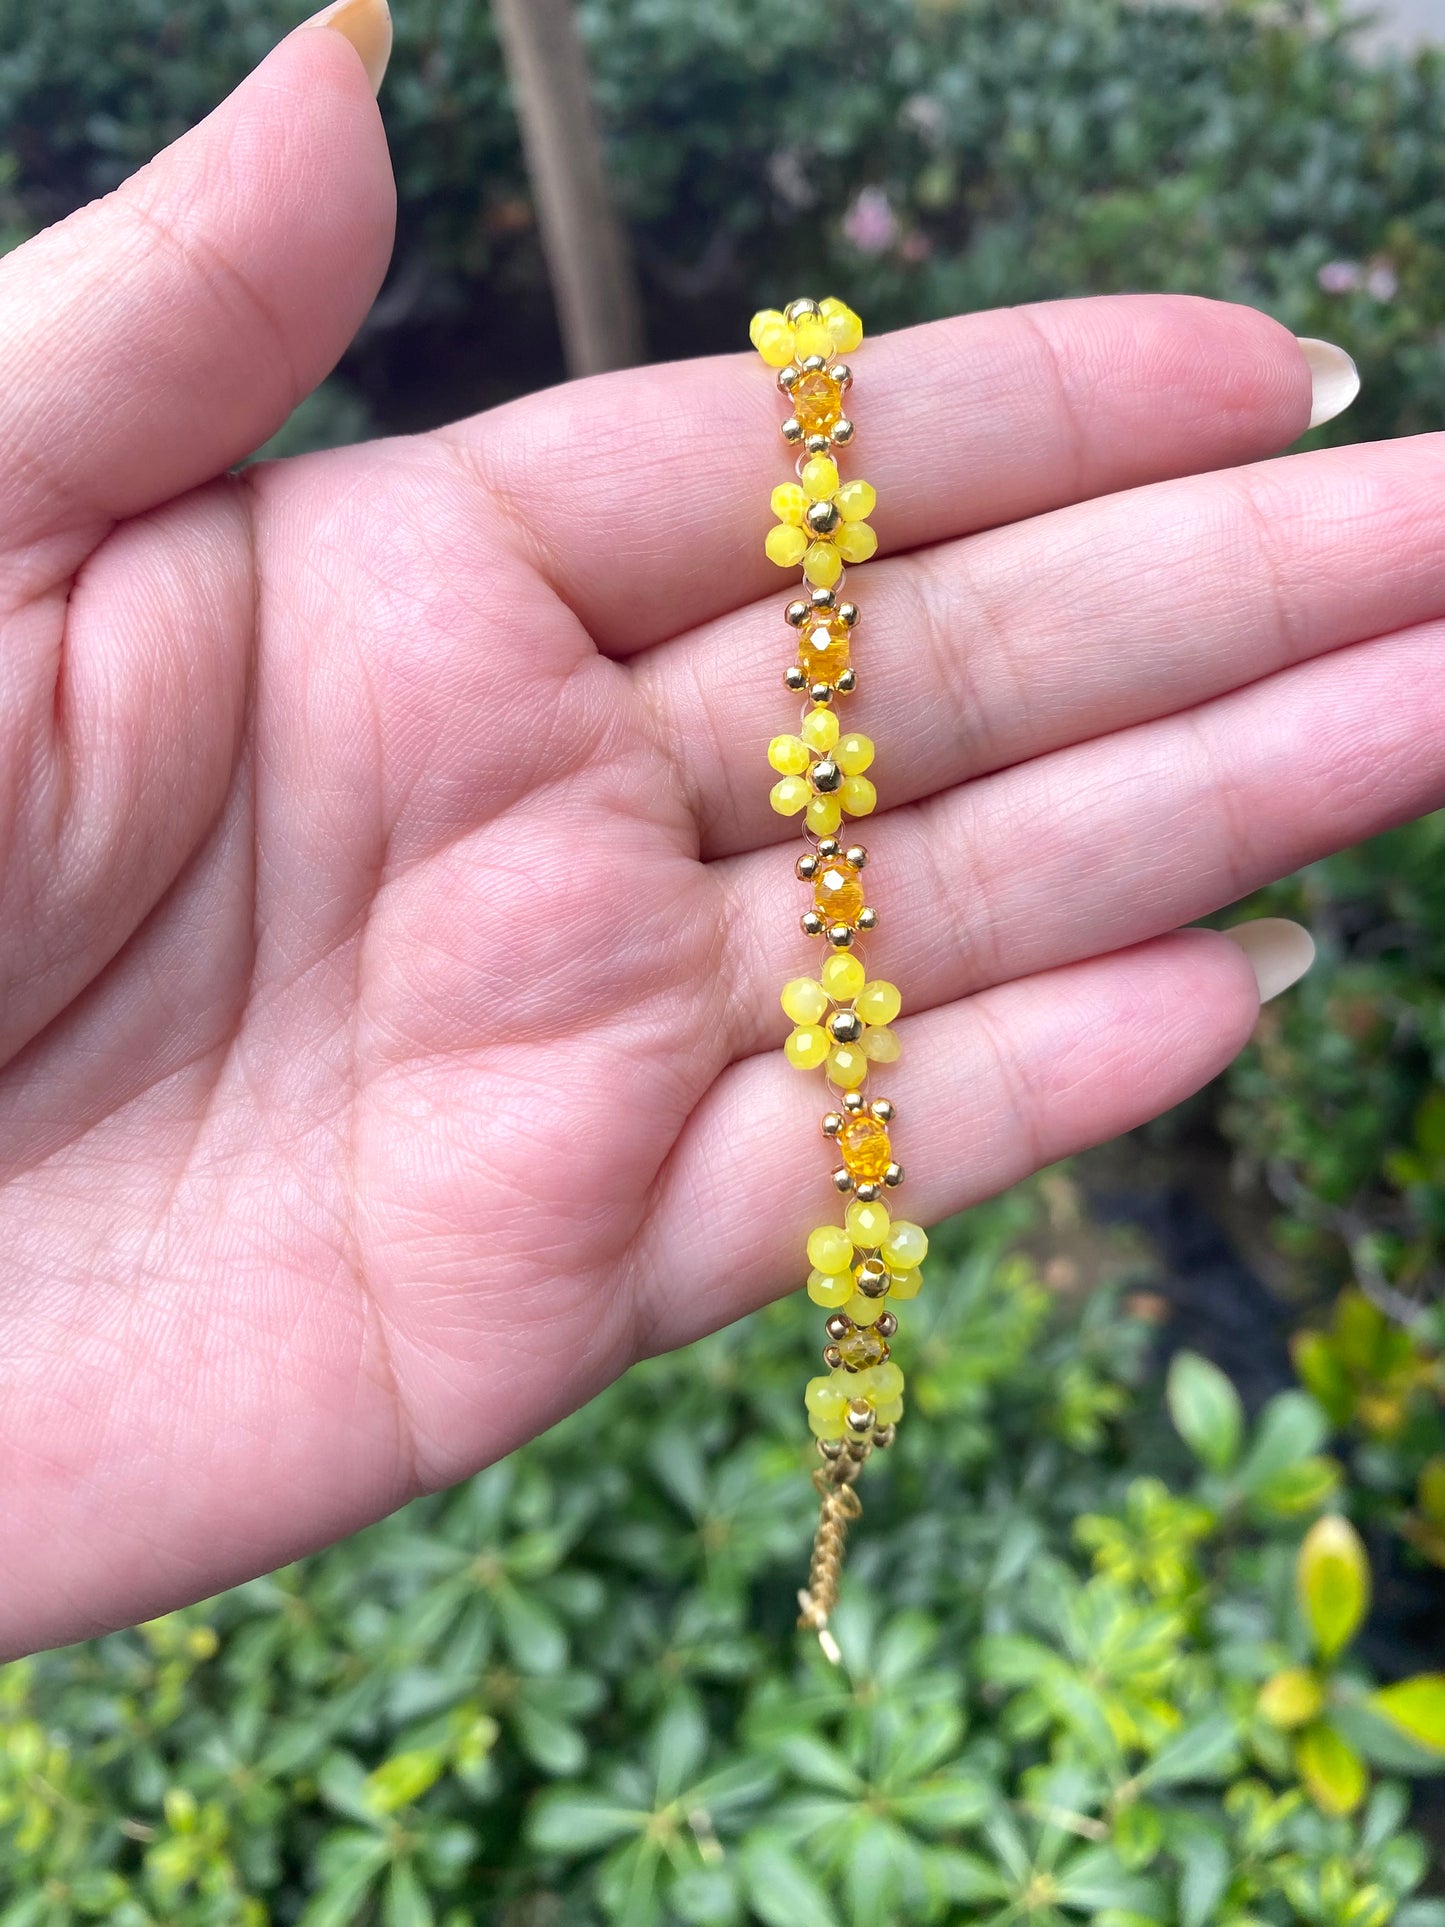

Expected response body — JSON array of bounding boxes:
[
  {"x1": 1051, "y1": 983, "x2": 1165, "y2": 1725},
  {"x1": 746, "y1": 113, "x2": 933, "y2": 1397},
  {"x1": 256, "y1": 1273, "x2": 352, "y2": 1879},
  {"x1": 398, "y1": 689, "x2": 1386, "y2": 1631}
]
[{"x1": 750, "y1": 298, "x2": 929, "y2": 1661}]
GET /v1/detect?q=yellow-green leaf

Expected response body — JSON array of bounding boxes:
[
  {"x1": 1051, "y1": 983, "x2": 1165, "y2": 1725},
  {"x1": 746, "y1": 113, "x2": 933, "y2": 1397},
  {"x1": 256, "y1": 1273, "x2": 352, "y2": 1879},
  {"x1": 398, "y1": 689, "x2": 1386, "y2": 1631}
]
[
  {"x1": 1367, "y1": 1675, "x2": 1445, "y2": 1754},
  {"x1": 1257, "y1": 1667, "x2": 1324, "y2": 1731},
  {"x1": 364, "y1": 1748, "x2": 445, "y2": 1814},
  {"x1": 1295, "y1": 1722, "x2": 1367, "y2": 1816},
  {"x1": 1419, "y1": 1456, "x2": 1445, "y2": 1530},
  {"x1": 1298, "y1": 1514, "x2": 1370, "y2": 1661}
]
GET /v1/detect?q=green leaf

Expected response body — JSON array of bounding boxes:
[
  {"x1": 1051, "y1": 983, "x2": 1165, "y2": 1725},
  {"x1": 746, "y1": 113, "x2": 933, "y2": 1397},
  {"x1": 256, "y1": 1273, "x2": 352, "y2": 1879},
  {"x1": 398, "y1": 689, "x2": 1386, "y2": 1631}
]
[
  {"x1": 1236, "y1": 1392, "x2": 1330, "y2": 1494},
  {"x1": 493, "y1": 1583, "x2": 568, "y2": 1676},
  {"x1": 384, "y1": 1861, "x2": 435, "y2": 1927},
  {"x1": 296, "y1": 1844, "x2": 389, "y2": 1927},
  {"x1": 526, "y1": 1790, "x2": 646, "y2": 1856},
  {"x1": 1055, "y1": 1845, "x2": 1164, "y2": 1913},
  {"x1": 1298, "y1": 1514, "x2": 1371, "y2": 1662},
  {"x1": 1175, "y1": 1827, "x2": 1229, "y2": 1927},
  {"x1": 651, "y1": 1694, "x2": 709, "y2": 1804},
  {"x1": 773, "y1": 1733, "x2": 863, "y2": 1798},
  {"x1": 890, "y1": 1776, "x2": 992, "y2": 1832},
  {"x1": 1368, "y1": 1676, "x2": 1445, "y2": 1755},
  {"x1": 843, "y1": 1819, "x2": 905, "y2": 1927},
  {"x1": 739, "y1": 1839, "x2": 842, "y2": 1927},
  {"x1": 1296, "y1": 1721, "x2": 1368, "y2": 1816},
  {"x1": 1136, "y1": 1712, "x2": 1239, "y2": 1788},
  {"x1": 365, "y1": 1749, "x2": 446, "y2": 1815},
  {"x1": 1166, "y1": 1352, "x2": 1243, "y2": 1471}
]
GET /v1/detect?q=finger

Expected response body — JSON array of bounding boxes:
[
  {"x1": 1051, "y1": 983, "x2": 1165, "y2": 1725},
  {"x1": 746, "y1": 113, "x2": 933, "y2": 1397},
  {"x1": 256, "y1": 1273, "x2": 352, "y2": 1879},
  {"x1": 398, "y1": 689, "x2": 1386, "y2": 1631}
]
[
  {"x1": 0, "y1": 12, "x2": 394, "y2": 563},
  {"x1": 631, "y1": 927, "x2": 1262, "y2": 1355},
  {"x1": 711, "y1": 618, "x2": 1445, "y2": 1061},
  {"x1": 449, "y1": 294, "x2": 1322, "y2": 655},
  {"x1": 641, "y1": 432, "x2": 1445, "y2": 858}
]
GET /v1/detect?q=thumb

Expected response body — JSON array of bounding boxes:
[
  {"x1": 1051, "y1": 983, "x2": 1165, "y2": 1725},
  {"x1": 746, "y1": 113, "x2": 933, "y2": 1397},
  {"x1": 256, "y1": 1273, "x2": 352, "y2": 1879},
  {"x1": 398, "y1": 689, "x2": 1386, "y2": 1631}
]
[{"x1": 0, "y1": 0, "x2": 395, "y2": 559}]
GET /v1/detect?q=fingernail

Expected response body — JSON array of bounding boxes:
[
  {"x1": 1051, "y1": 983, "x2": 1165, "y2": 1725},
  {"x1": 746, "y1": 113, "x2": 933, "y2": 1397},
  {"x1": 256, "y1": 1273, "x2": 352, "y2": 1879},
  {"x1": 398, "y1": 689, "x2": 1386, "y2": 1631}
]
[
  {"x1": 304, "y1": 0, "x2": 392, "y2": 95},
  {"x1": 1222, "y1": 917, "x2": 1315, "y2": 1004},
  {"x1": 1297, "y1": 337, "x2": 1360, "y2": 429}
]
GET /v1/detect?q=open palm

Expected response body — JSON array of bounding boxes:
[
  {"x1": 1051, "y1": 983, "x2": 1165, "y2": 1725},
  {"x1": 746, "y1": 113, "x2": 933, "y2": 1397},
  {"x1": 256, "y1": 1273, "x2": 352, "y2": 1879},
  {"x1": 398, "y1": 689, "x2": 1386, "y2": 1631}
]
[{"x1": 4, "y1": 24, "x2": 1444, "y2": 1657}]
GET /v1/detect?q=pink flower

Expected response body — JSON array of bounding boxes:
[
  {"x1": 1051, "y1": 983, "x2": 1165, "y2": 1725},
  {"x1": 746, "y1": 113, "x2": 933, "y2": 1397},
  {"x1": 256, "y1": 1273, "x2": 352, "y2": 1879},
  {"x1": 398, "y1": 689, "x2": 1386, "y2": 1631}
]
[
  {"x1": 844, "y1": 187, "x2": 897, "y2": 256},
  {"x1": 1317, "y1": 260, "x2": 1361, "y2": 294}
]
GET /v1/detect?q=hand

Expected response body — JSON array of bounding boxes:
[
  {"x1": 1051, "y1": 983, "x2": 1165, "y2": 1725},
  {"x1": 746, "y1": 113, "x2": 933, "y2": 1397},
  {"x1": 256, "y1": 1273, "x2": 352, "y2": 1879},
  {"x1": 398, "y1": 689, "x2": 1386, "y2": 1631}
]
[{"x1": 2, "y1": 14, "x2": 1440, "y2": 1658}]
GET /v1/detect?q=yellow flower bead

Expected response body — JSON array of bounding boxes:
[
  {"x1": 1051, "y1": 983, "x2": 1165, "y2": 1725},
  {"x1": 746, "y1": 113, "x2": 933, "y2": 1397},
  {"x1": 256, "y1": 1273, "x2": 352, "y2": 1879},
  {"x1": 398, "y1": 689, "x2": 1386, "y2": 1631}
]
[
  {"x1": 768, "y1": 733, "x2": 810, "y2": 775},
  {"x1": 828, "y1": 1044, "x2": 869, "y2": 1089},
  {"x1": 803, "y1": 542, "x2": 843, "y2": 588},
  {"x1": 856, "y1": 979, "x2": 902, "y2": 1026},
  {"x1": 804, "y1": 1373, "x2": 850, "y2": 1439},
  {"x1": 819, "y1": 298, "x2": 864, "y2": 353},
  {"x1": 770, "y1": 482, "x2": 806, "y2": 525},
  {"x1": 766, "y1": 524, "x2": 809, "y2": 568},
  {"x1": 800, "y1": 454, "x2": 840, "y2": 500},
  {"x1": 800, "y1": 707, "x2": 840, "y2": 752},
  {"x1": 834, "y1": 733, "x2": 875, "y2": 776},
  {"x1": 864, "y1": 1360, "x2": 905, "y2": 1401},
  {"x1": 874, "y1": 1396, "x2": 904, "y2": 1427},
  {"x1": 784, "y1": 1025, "x2": 830, "y2": 1070},
  {"x1": 751, "y1": 311, "x2": 796, "y2": 369},
  {"x1": 835, "y1": 479, "x2": 876, "y2": 522},
  {"x1": 835, "y1": 520, "x2": 878, "y2": 565},
  {"x1": 781, "y1": 977, "x2": 828, "y2": 1024},
  {"x1": 840, "y1": 774, "x2": 877, "y2": 817},
  {"x1": 845, "y1": 1198, "x2": 891, "y2": 1246},
  {"x1": 887, "y1": 1267, "x2": 923, "y2": 1300},
  {"x1": 793, "y1": 316, "x2": 835, "y2": 361},
  {"x1": 882, "y1": 1221, "x2": 929, "y2": 1269},
  {"x1": 806, "y1": 1267, "x2": 854, "y2": 1308},
  {"x1": 860, "y1": 1025, "x2": 901, "y2": 1063},
  {"x1": 806, "y1": 793, "x2": 843, "y2": 836},
  {"x1": 808, "y1": 1408, "x2": 848, "y2": 1440},
  {"x1": 769, "y1": 775, "x2": 810, "y2": 815},
  {"x1": 807, "y1": 1224, "x2": 853, "y2": 1273},
  {"x1": 821, "y1": 952, "x2": 866, "y2": 1000},
  {"x1": 844, "y1": 1291, "x2": 884, "y2": 1327}
]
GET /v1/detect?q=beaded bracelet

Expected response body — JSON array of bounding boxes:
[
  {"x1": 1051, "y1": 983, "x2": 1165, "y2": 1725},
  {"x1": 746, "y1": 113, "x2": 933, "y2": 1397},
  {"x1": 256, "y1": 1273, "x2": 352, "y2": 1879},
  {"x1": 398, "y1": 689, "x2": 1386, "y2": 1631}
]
[{"x1": 750, "y1": 297, "x2": 929, "y2": 1661}]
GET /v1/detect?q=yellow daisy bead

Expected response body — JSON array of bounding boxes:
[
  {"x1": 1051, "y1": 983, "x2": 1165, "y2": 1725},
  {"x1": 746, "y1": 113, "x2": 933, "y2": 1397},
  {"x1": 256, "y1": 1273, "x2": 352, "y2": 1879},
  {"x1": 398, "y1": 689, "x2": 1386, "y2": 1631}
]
[
  {"x1": 806, "y1": 1268, "x2": 854, "y2": 1308},
  {"x1": 882, "y1": 1221, "x2": 929, "y2": 1269},
  {"x1": 845, "y1": 1198, "x2": 891, "y2": 1245},
  {"x1": 806, "y1": 793, "x2": 843, "y2": 836},
  {"x1": 844, "y1": 1291, "x2": 884, "y2": 1327},
  {"x1": 874, "y1": 1396, "x2": 904, "y2": 1427},
  {"x1": 800, "y1": 707, "x2": 840, "y2": 752},
  {"x1": 807, "y1": 1224, "x2": 853, "y2": 1273},
  {"x1": 860, "y1": 1025, "x2": 901, "y2": 1063},
  {"x1": 766, "y1": 524, "x2": 809, "y2": 568},
  {"x1": 800, "y1": 454, "x2": 840, "y2": 500},
  {"x1": 836, "y1": 521, "x2": 878, "y2": 564},
  {"x1": 863, "y1": 1361, "x2": 905, "y2": 1401},
  {"x1": 751, "y1": 310, "x2": 796, "y2": 369},
  {"x1": 856, "y1": 979, "x2": 902, "y2": 1025},
  {"x1": 887, "y1": 1268, "x2": 923, "y2": 1300},
  {"x1": 835, "y1": 479, "x2": 876, "y2": 522},
  {"x1": 770, "y1": 482, "x2": 806, "y2": 525},
  {"x1": 821, "y1": 951, "x2": 866, "y2": 1000},
  {"x1": 803, "y1": 542, "x2": 843, "y2": 588},
  {"x1": 840, "y1": 774, "x2": 877, "y2": 817},
  {"x1": 781, "y1": 976, "x2": 829, "y2": 1024},
  {"x1": 793, "y1": 316, "x2": 835, "y2": 362},
  {"x1": 834, "y1": 733, "x2": 875, "y2": 776},
  {"x1": 784, "y1": 1025, "x2": 830, "y2": 1070},
  {"x1": 819, "y1": 298, "x2": 864, "y2": 353},
  {"x1": 827, "y1": 1044, "x2": 869, "y2": 1089},
  {"x1": 768, "y1": 733, "x2": 810, "y2": 775},
  {"x1": 808, "y1": 1408, "x2": 847, "y2": 1440},
  {"x1": 769, "y1": 775, "x2": 810, "y2": 816}
]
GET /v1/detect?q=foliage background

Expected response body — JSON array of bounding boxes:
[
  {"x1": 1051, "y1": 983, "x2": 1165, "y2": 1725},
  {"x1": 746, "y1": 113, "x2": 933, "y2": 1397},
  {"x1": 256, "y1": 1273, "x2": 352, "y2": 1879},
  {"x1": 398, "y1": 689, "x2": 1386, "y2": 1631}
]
[{"x1": 2, "y1": 0, "x2": 1445, "y2": 1920}]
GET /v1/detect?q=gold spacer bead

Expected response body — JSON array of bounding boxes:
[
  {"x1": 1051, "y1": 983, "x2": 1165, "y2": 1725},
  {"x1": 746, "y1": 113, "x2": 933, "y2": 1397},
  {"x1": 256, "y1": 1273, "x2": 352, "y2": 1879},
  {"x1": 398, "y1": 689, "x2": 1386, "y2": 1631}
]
[
  {"x1": 819, "y1": 1435, "x2": 846, "y2": 1460},
  {"x1": 855, "y1": 1259, "x2": 888, "y2": 1296},
  {"x1": 884, "y1": 1162, "x2": 904, "y2": 1188},
  {"x1": 785, "y1": 297, "x2": 821, "y2": 323},
  {"x1": 832, "y1": 416, "x2": 855, "y2": 445},
  {"x1": 875, "y1": 1312, "x2": 898, "y2": 1338},
  {"x1": 856, "y1": 907, "x2": 878, "y2": 932},
  {"x1": 838, "y1": 601, "x2": 861, "y2": 627},
  {"x1": 785, "y1": 599, "x2": 811, "y2": 628},
  {"x1": 781, "y1": 416, "x2": 804, "y2": 444},
  {"x1": 842, "y1": 1090, "x2": 866, "y2": 1112},
  {"x1": 795, "y1": 851, "x2": 820, "y2": 880},
  {"x1": 809, "y1": 682, "x2": 834, "y2": 707},
  {"x1": 845, "y1": 1402, "x2": 875, "y2": 1434},
  {"x1": 836, "y1": 667, "x2": 857, "y2": 694},
  {"x1": 811, "y1": 758, "x2": 841, "y2": 793},
  {"x1": 784, "y1": 665, "x2": 808, "y2": 691},
  {"x1": 873, "y1": 1423, "x2": 896, "y2": 1449},
  {"x1": 822, "y1": 1343, "x2": 842, "y2": 1369},
  {"x1": 843, "y1": 844, "x2": 867, "y2": 869},
  {"x1": 804, "y1": 433, "x2": 832, "y2": 457},
  {"x1": 800, "y1": 910, "x2": 825, "y2": 937},
  {"x1": 828, "y1": 1010, "x2": 863, "y2": 1044},
  {"x1": 799, "y1": 353, "x2": 827, "y2": 374},
  {"x1": 870, "y1": 1098, "x2": 895, "y2": 1122},
  {"x1": 806, "y1": 499, "x2": 841, "y2": 536},
  {"x1": 846, "y1": 1438, "x2": 871, "y2": 1460},
  {"x1": 831, "y1": 1166, "x2": 853, "y2": 1194},
  {"x1": 816, "y1": 838, "x2": 842, "y2": 860},
  {"x1": 855, "y1": 1182, "x2": 882, "y2": 1204},
  {"x1": 777, "y1": 365, "x2": 801, "y2": 393},
  {"x1": 832, "y1": 362, "x2": 853, "y2": 388},
  {"x1": 826, "y1": 924, "x2": 854, "y2": 949},
  {"x1": 823, "y1": 1314, "x2": 852, "y2": 1341},
  {"x1": 809, "y1": 586, "x2": 836, "y2": 611},
  {"x1": 821, "y1": 1111, "x2": 844, "y2": 1137}
]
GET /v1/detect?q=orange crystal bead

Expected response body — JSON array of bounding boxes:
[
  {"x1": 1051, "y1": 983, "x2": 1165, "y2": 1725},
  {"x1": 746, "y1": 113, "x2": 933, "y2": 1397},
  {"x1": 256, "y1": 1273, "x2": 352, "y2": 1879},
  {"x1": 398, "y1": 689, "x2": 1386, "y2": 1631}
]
[
  {"x1": 814, "y1": 857, "x2": 864, "y2": 924},
  {"x1": 798, "y1": 617, "x2": 850, "y2": 686},
  {"x1": 838, "y1": 1113, "x2": 892, "y2": 1182},
  {"x1": 792, "y1": 369, "x2": 845, "y2": 436},
  {"x1": 836, "y1": 1326, "x2": 889, "y2": 1370}
]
